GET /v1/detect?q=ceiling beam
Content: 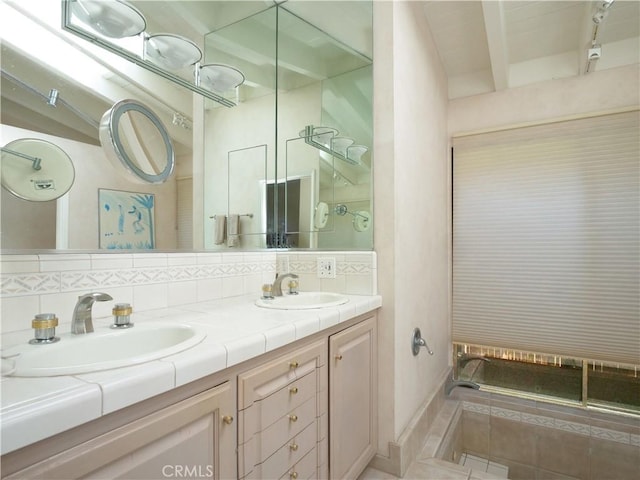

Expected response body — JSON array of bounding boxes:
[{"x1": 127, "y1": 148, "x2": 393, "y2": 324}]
[{"x1": 481, "y1": 1, "x2": 509, "y2": 91}]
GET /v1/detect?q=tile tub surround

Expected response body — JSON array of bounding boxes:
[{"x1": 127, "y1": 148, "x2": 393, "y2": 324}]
[
  {"x1": 436, "y1": 388, "x2": 640, "y2": 480},
  {"x1": 0, "y1": 292, "x2": 381, "y2": 454}
]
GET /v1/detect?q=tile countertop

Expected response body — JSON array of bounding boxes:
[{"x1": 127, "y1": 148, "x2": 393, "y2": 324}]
[{"x1": 0, "y1": 293, "x2": 382, "y2": 455}]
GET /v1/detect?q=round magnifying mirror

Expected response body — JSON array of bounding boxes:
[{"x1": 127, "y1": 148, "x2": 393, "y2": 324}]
[
  {"x1": 99, "y1": 99, "x2": 175, "y2": 184},
  {"x1": 1, "y1": 138, "x2": 75, "y2": 201}
]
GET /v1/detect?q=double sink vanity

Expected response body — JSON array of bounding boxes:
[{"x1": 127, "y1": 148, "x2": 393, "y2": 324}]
[{"x1": 1, "y1": 289, "x2": 381, "y2": 480}]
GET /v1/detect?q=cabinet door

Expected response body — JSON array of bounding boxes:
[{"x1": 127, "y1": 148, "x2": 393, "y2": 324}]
[
  {"x1": 329, "y1": 315, "x2": 377, "y2": 480},
  {"x1": 6, "y1": 382, "x2": 236, "y2": 480}
]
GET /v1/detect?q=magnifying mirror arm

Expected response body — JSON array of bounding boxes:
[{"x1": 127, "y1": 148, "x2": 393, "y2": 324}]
[
  {"x1": 1, "y1": 147, "x2": 42, "y2": 170},
  {"x1": 335, "y1": 204, "x2": 367, "y2": 219}
]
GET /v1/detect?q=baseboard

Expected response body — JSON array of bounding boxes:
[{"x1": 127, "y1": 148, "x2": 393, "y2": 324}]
[{"x1": 369, "y1": 368, "x2": 451, "y2": 477}]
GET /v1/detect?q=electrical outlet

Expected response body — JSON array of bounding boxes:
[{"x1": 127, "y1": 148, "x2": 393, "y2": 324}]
[
  {"x1": 317, "y1": 257, "x2": 336, "y2": 279},
  {"x1": 277, "y1": 256, "x2": 289, "y2": 274}
]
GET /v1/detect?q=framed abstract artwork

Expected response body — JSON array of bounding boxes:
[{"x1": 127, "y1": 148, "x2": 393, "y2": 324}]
[{"x1": 98, "y1": 189, "x2": 155, "y2": 249}]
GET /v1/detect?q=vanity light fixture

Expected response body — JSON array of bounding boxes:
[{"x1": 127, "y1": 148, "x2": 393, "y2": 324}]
[
  {"x1": 144, "y1": 34, "x2": 202, "y2": 71},
  {"x1": 70, "y1": 0, "x2": 146, "y2": 39},
  {"x1": 61, "y1": 0, "x2": 237, "y2": 107}
]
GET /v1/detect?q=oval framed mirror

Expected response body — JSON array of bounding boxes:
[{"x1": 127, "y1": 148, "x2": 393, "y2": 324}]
[
  {"x1": 1, "y1": 138, "x2": 75, "y2": 201},
  {"x1": 99, "y1": 99, "x2": 175, "y2": 184}
]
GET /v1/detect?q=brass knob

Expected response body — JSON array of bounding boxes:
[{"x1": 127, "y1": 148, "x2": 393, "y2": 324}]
[
  {"x1": 222, "y1": 415, "x2": 234, "y2": 425},
  {"x1": 32, "y1": 316, "x2": 58, "y2": 329},
  {"x1": 289, "y1": 361, "x2": 299, "y2": 368},
  {"x1": 335, "y1": 354, "x2": 343, "y2": 360},
  {"x1": 290, "y1": 472, "x2": 298, "y2": 479},
  {"x1": 289, "y1": 386, "x2": 299, "y2": 394},
  {"x1": 112, "y1": 305, "x2": 132, "y2": 316},
  {"x1": 290, "y1": 443, "x2": 299, "y2": 451},
  {"x1": 289, "y1": 414, "x2": 298, "y2": 422}
]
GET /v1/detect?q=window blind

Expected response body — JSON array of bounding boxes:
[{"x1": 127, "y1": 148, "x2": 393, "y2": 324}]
[{"x1": 452, "y1": 111, "x2": 639, "y2": 365}]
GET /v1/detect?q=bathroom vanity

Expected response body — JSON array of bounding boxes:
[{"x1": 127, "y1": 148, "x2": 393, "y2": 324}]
[{"x1": 0, "y1": 295, "x2": 379, "y2": 480}]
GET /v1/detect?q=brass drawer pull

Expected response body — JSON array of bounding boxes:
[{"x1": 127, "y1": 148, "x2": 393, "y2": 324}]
[
  {"x1": 289, "y1": 361, "x2": 299, "y2": 368},
  {"x1": 289, "y1": 386, "x2": 299, "y2": 394},
  {"x1": 289, "y1": 414, "x2": 298, "y2": 422},
  {"x1": 290, "y1": 472, "x2": 298, "y2": 479},
  {"x1": 335, "y1": 354, "x2": 343, "y2": 360},
  {"x1": 222, "y1": 415, "x2": 234, "y2": 425},
  {"x1": 290, "y1": 443, "x2": 299, "y2": 451}
]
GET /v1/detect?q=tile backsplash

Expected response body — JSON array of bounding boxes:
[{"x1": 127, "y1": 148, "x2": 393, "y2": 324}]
[{"x1": 1, "y1": 251, "x2": 377, "y2": 335}]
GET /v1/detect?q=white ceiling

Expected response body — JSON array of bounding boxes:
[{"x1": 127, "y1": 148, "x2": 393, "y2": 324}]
[{"x1": 421, "y1": 0, "x2": 640, "y2": 99}]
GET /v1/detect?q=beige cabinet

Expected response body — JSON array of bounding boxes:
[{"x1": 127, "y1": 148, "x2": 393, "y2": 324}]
[
  {"x1": 238, "y1": 340, "x2": 328, "y2": 480},
  {"x1": 4, "y1": 382, "x2": 236, "y2": 480},
  {"x1": 329, "y1": 315, "x2": 377, "y2": 480},
  {"x1": 2, "y1": 312, "x2": 379, "y2": 480}
]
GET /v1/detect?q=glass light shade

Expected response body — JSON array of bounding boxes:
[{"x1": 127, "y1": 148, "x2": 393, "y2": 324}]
[
  {"x1": 71, "y1": 0, "x2": 146, "y2": 38},
  {"x1": 144, "y1": 34, "x2": 203, "y2": 70},
  {"x1": 299, "y1": 126, "x2": 338, "y2": 148},
  {"x1": 346, "y1": 145, "x2": 368, "y2": 165},
  {"x1": 331, "y1": 137, "x2": 354, "y2": 157},
  {"x1": 199, "y1": 64, "x2": 245, "y2": 93}
]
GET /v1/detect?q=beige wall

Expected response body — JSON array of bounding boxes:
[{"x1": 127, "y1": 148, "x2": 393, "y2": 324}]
[{"x1": 373, "y1": 0, "x2": 450, "y2": 456}]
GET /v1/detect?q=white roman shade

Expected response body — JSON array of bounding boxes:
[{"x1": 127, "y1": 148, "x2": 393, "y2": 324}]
[{"x1": 452, "y1": 111, "x2": 639, "y2": 365}]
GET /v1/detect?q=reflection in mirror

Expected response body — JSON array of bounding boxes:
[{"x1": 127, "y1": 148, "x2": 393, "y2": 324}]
[
  {"x1": 1, "y1": 138, "x2": 75, "y2": 201},
  {"x1": 1, "y1": 138, "x2": 75, "y2": 249},
  {"x1": 226, "y1": 144, "x2": 267, "y2": 249},
  {"x1": 99, "y1": 99, "x2": 175, "y2": 184},
  {"x1": 204, "y1": 2, "x2": 373, "y2": 250},
  {"x1": 1, "y1": 0, "x2": 372, "y2": 252}
]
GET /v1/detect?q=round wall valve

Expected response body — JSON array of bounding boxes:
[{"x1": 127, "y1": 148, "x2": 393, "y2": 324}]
[{"x1": 412, "y1": 327, "x2": 434, "y2": 356}]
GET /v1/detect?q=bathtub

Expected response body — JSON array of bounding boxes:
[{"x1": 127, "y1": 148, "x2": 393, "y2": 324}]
[{"x1": 422, "y1": 387, "x2": 640, "y2": 480}]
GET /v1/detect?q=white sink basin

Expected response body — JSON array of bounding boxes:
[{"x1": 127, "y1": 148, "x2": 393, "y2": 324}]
[
  {"x1": 3, "y1": 323, "x2": 205, "y2": 377},
  {"x1": 255, "y1": 292, "x2": 349, "y2": 310}
]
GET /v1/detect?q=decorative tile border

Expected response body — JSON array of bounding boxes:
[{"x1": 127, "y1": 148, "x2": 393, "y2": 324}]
[
  {"x1": 1, "y1": 261, "x2": 275, "y2": 297},
  {"x1": 0, "y1": 252, "x2": 376, "y2": 297},
  {"x1": 462, "y1": 401, "x2": 639, "y2": 446}
]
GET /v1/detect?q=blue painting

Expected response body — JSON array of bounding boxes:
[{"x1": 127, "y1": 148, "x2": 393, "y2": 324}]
[{"x1": 99, "y1": 189, "x2": 155, "y2": 249}]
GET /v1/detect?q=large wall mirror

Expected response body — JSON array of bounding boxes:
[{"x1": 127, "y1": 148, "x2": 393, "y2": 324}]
[{"x1": 0, "y1": 0, "x2": 373, "y2": 252}]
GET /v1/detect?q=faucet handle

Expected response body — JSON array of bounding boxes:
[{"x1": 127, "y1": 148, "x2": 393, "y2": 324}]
[{"x1": 30, "y1": 313, "x2": 60, "y2": 345}]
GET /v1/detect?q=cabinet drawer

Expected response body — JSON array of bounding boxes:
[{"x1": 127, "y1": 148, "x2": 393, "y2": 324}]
[
  {"x1": 241, "y1": 394, "x2": 317, "y2": 475},
  {"x1": 279, "y1": 445, "x2": 318, "y2": 480},
  {"x1": 249, "y1": 421, "x2": 317, "y2": 480},
  {"x1": 240, "y1": 370, "x2": 317, "y2": 442},
  {"x1": 238, "y1": 340, "x2": 326, "y2": 409}
]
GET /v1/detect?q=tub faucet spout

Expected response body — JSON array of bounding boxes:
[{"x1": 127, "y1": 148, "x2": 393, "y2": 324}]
[
  {"x1": 445, "y1": 378, "x2": 480, "y2": 396},
  {"x1": 457, "y1": 353, "x2": 491, "y2": 368},
  {"x1": 72, "y1": 292, "x2": 113, "y2": 334}
]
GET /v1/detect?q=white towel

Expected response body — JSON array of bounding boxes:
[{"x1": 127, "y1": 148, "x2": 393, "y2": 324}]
[
  {"x1": 214, "y1": 215, "x2": 226, "y2": 245},
  {"x1": 227, "y1": 214, "x2": 239, "y2": 247}
]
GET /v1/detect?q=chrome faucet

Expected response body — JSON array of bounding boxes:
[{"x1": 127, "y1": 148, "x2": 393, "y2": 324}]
[
  {"x1": 71, "y1": 292, "x2": 113, "y2": 334},
  {"x1": 272, "y1": 273, "x2": 298, "y2": 296}
]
